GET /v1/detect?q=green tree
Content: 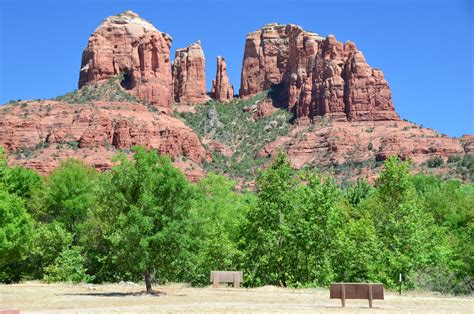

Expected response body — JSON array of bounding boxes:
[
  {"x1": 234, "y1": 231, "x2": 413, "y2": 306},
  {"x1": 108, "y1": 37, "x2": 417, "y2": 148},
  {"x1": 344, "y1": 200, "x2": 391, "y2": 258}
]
[
  {"x1": 412, "y1": 175, "x2": 473, "y2": 294},
  {"x1": 3, "y1": 165, "x2": 43, "y2": 200},
  {"x1": 0, "y1": 189, "x2": 34, "y2": 282},
  {"x1": 241, "y1": 152, "x2": 297, "y2": 287},
  {"x1": 346, "y1": 178, "x2": 373, "y2": 207},
  {"x1": 44, "y1": 246, "x2": 92, "y2": 283},
  {"x1": 295, "y1": 171, "x2": 346, "y2": 286},
  {"x1": 27, "y1": 222, "x2": 74, "y2": 279},
  {"x1": 190, "y1": 173, "x2": 254, "y2": 284},
  {"x1": 98, "y1": 147, "x2": 195, "y2": 293},
  {"x1": 365, "y1": 156, "x2": 433, "y2": 287},
  {"x1": 37, "y1": 159, "x2": 97, "y2": 234},
  {"x1": 333, "y1": 215, "x2": 379, "y2": 282}
]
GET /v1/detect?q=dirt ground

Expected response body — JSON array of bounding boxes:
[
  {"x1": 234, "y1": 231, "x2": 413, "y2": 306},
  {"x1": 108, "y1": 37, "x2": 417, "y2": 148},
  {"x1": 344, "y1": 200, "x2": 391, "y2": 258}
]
[{"x1": 0, "y1": 282, "x2": 472, "y2": 313}]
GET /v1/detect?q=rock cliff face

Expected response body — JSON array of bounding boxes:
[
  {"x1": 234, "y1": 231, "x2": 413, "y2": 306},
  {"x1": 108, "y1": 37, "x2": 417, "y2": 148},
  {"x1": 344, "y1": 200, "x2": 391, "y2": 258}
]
[
  {"x1": 211, "y1": 56, "x2": 234, "y2": 102},
  {"x1": 78, "y1": 11, "x2": 173, "y2": 109},
  {"x1": 172, "y1": 41, "x2": 210, "y2": 104},
  {"x1": 0, "y1": 100, "x2": 207, "y2": 179},
  {"x1": 240, "y1": 24, "x2": 398, "y2": 122}
]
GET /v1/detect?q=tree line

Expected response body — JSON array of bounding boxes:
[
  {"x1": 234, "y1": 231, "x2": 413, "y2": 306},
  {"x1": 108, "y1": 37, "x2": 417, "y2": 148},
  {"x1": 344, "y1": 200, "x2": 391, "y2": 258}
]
[{"x1": 0, "y1": 147, "x2": 472, "y2": 294}]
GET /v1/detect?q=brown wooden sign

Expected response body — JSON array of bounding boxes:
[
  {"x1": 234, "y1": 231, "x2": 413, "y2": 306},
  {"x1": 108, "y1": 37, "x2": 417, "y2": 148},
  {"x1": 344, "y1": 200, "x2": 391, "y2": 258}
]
[
  {"x1": 330, "y1": 283, "x2": 384, "y2": 308},
  {"x1": 210, "y1": 271, "x2": 243, "y2": 288}
]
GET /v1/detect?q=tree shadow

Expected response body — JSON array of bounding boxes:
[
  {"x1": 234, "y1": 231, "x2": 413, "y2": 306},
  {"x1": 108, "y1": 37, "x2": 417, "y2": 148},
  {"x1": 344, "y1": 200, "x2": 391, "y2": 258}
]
[{"x1": 63, "y1": 290, "x2": 166, "y2": 297}]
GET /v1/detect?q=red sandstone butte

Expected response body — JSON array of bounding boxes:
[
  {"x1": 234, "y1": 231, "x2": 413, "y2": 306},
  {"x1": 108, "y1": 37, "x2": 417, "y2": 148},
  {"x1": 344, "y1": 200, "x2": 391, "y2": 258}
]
[
  {"x1": 211, "y1": 56, "x2": 234, "y2": 102},
  {"x1": 239, "y1": 23, "x2": 398, "y2": 122},
  {"x1": 78, "y1": 11, "x2": 173, "y2": 109},
  {"x1": 172, "y1": 41, "x2": 210, "y2": 104}
]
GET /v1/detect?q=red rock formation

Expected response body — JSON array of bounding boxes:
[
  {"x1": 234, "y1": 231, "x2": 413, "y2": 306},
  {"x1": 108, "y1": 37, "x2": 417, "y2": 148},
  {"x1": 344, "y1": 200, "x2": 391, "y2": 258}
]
[
  {"x1": 257, "y1": 120, "x2": 466, "y2": 180},
  {"x1": 461, "y1": 135, "x2": 474, "y2": 154},
  {"x1": 344, "y1": 52, "x2": 399, "y2": 121},
  {"x1": 239, "y1": 24, "x2": 289, "y2": 98},
  {"x1": 0, "y1": 100, "x2": 208, "y2": 174},
  {"x1": 239, "y1": 24, "x2": 399, "y2": 122},
  {"x1": 253, "y1": 99, "x2": 279, "y2": 120},
  {"x1": 172, "y1": 41, "x2": 210, "y2": 104},
  {"x1": 211, "y1": 56, "x2": 234, "y2": 102},
  {"x1": 78, "y1": 11, "x2": 173, "y2": 109}
]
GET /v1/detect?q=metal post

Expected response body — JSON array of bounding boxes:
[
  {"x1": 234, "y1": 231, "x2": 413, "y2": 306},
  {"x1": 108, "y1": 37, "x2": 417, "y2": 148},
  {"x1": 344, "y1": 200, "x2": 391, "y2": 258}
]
[
  {"x1": 399, "y1": 273, "x2": 402, "y2": 296},
  {"x1": 368, "y1": 284, "x2": 373, "y2": 308},
  {"x1": 341, "y1": 284, "x2": 346, "y2": 307}
]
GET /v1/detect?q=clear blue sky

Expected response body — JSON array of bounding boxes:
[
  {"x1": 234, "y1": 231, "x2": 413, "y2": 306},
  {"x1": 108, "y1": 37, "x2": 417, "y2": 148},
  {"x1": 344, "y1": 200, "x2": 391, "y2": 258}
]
[{"x1": 0, "y1": 0, "x2": 472, "y2": 136}]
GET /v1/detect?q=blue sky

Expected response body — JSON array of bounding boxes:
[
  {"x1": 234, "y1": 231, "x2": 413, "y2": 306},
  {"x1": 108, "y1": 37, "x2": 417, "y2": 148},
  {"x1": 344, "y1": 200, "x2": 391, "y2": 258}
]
[{"x1": 0, "y1": 0, "x2": 472, "y2": 136}]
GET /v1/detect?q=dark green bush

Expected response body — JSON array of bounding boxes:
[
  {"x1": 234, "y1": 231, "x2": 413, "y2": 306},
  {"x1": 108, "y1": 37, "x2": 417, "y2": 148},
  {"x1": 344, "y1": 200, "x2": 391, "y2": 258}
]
[{"x1": 426, "y1": 156, "x2": 444, "y2": 168}]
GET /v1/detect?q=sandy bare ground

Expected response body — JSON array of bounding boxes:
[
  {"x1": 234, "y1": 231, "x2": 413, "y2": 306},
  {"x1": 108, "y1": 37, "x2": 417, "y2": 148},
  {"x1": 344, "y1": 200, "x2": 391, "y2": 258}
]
[{"x1": 0, "y1": 282, "x2": 472, "y2": 313}]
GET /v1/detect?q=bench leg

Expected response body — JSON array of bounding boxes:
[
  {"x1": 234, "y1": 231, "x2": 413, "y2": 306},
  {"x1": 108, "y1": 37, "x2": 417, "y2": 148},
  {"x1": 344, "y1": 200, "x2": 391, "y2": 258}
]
[
  {"x1": 212, "y1": 273, "x2": 219, "y2": 288},
  {"x1": 368, "y1": 284, "x2": 373, "y2": 308},
  {"x1": 341, "y1": 284, "x2": 346, "y2": 307},
  {"x1": 234, "y1": 280, "x2": 241, "y2": 288}
]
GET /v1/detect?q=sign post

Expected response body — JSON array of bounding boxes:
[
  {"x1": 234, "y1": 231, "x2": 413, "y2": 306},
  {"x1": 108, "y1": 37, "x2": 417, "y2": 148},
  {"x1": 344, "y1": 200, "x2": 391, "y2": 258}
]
[{"x1": 399, "y1": 273, "x2": 402, "y2": 295}]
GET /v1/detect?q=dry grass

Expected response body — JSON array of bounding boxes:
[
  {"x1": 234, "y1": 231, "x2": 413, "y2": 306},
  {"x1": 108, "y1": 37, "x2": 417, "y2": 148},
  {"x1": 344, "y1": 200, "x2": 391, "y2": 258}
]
[{"x1": 0, "y1": 281, "x2": 472, "y2": 313}]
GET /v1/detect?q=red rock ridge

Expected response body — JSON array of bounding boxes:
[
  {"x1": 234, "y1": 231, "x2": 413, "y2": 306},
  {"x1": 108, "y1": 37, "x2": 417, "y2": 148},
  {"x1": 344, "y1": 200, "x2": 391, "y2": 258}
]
[
  {"x1": 211, "y1": 56, "x2": 234, "y2": 102},
  {"x1": 78, "y1": 11, "x2": 173, "y2": 109},
  {"x1": 172, "y1": 41, "x2": 210, "y2": 104},
  {"x1": 0, "y1": 100, "x2": 208, "y2": 178},
  {"x1": 240, "y1": 23, "x2": 399, "y2": 122}
]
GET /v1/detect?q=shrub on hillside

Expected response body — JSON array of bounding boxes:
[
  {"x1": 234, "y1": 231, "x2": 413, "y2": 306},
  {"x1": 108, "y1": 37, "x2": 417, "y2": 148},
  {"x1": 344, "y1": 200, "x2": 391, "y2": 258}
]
[{"x1": 426, "y1": 156, "x2": 444, "y2": 168}]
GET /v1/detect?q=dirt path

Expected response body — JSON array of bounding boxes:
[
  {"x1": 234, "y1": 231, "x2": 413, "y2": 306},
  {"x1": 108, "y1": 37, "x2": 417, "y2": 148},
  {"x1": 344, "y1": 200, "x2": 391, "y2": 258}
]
[{"x1": 0, "y1": 282, "x2": 472, "y2": 313}]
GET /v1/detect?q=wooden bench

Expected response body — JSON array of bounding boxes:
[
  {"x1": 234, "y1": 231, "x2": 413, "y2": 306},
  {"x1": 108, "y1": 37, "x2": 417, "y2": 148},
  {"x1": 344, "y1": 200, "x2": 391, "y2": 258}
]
[
  {"x1": 330, "y1": 283, "x2": 384, "y2": 308},
  {"x1": 210, "y1": 271, "x2": 243, "y2": 288}
]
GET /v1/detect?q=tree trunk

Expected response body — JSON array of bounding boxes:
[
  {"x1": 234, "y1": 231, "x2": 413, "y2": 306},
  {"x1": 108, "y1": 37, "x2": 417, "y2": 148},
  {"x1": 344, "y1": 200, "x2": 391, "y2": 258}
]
[
  {"x1": 280, "y1": 272, "x2": 287, "y2": 287},
  {"x1": 145, "y1": 268, "x2": 152, "y2": 293}
]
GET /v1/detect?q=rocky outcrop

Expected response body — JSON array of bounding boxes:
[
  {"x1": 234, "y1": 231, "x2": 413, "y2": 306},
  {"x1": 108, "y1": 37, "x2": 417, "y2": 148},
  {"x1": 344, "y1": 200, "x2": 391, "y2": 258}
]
[
  {"x1": 239, "y1": 24, "x2": 398, "y2": 122},
  {"x1": 258, "y1": 120, "x2": 466, "y2": 174},
  {"x1": 172, "y1": 41, "x2": 209, "y2": 104},
  {"x1": 0, "y1": 100, "x2": 208, "y2": 175},
  {"x1": 78, "y1": 11, "x2": 173, "y2": 109},
  {"x1": 211, "y1": 56, "x2": 234, "y2": 102},
  {"x1": 461, "y1": 135, "x2": 474, "y2": 154},
  {"x1": 240, "y1": 24, "x2": 289, "y2": 98}
]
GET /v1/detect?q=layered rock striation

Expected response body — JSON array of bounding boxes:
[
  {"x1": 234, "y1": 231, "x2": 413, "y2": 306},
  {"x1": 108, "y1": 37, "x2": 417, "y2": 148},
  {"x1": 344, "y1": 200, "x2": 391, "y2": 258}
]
[
  {"x1": 211, "y1": 56, "x2": 234, "y2": 102},
  {"x1": 0, "y1": 100, "x2": 208, "y2": 176},
  {"x1": 240, "y1": 23, "x2": 399, "y2": 122},
  {"x1": 172, "y1": 41, "x2": 209, "y2": 104},
  {"x1": 78, "y1": 11, "x2": 173, "y2": 109}
]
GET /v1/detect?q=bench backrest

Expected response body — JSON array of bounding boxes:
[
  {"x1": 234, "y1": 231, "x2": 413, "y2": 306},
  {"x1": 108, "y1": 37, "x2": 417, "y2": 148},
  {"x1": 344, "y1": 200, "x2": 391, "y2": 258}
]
[
  {"x1": 330, "y1": 283, "x2": 384, "y2": 300},
  {"x1": 210, "y1": 271, "x2": 243, "y2": 283}
]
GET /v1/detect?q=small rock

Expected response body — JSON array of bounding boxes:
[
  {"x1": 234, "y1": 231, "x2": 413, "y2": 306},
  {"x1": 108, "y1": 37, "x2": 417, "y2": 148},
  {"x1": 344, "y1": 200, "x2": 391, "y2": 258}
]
[
  {"x1": 243, "y1": 105, "x2": 258, "y2": 112},
  {"x1": 207, "y1": 107, "x2": 224, "y2": 129}
]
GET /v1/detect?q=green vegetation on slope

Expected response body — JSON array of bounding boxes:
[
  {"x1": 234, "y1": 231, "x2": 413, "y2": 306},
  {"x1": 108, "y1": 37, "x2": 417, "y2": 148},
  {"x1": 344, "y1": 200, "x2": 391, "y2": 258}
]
[
  {"x1": 176, "y1": 91, "x2": 293, "y2": 180},
  {"x1": 55, "y1": 74, "x2": 138, "y2": 104}
]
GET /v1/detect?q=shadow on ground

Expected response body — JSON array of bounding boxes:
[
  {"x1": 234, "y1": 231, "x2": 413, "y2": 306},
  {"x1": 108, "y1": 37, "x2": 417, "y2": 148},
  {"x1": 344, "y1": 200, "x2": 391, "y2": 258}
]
[{"x1": 62, "y1": 290, "x2": 166, "y2": 297}]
